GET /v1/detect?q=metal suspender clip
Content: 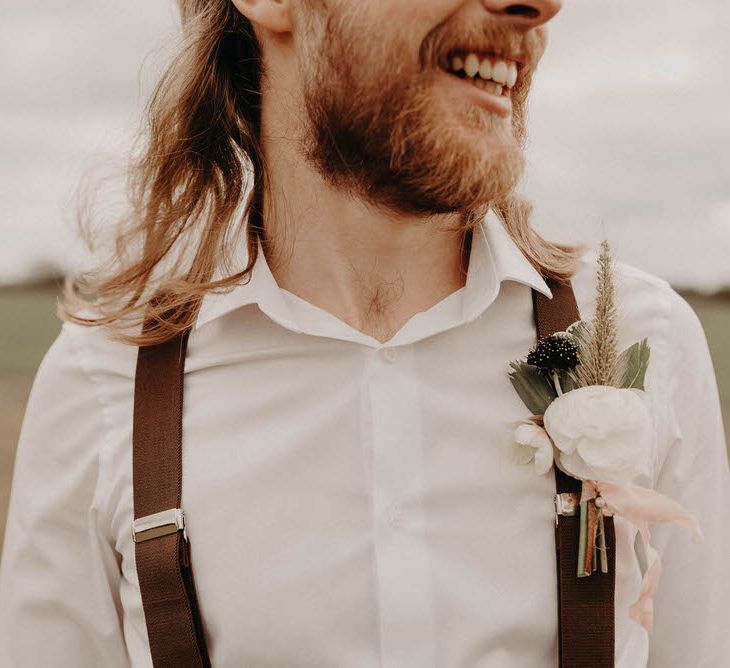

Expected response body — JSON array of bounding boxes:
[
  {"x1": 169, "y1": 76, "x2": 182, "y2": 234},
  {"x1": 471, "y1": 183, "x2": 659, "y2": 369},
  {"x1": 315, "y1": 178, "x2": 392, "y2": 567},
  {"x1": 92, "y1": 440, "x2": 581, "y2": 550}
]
[
  {"x1": 133, "y1": 508, "x2": 187, "y2": 543},
  {"x1": 554, "y1": 492, "x2": 580, "y2": 527}
]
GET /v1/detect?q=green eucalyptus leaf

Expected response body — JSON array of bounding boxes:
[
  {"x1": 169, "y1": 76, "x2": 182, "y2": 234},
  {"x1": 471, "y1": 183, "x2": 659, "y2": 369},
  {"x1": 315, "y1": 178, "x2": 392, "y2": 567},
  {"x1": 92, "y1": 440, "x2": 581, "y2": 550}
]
[
  {"x1": 508, "y1": 361, "x2": 557, "y2": 415},
  {"x1": 558, "y1": 368, "x2": 579, "y2": 393},
  {"x1": 565, "y1": 368, "x2": 584, "y2": 391},
  {"x1": 617, "y1": 338, "x2": 651, "y2": 390}
]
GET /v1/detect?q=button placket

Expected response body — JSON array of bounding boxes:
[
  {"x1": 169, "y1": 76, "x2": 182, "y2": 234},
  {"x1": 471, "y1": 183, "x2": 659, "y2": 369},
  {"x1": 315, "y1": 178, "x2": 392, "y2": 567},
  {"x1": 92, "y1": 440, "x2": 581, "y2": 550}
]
[{"x1": 367, "y1": 344, "x2": 437, "y2": 665}]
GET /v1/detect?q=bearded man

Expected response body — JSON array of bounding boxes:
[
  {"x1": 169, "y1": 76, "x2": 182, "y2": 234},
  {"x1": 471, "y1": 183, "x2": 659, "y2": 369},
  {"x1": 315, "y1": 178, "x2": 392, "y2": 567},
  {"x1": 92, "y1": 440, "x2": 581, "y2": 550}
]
[{"x1": 1, "y1": 1, "x2": 728, "y2": 667}]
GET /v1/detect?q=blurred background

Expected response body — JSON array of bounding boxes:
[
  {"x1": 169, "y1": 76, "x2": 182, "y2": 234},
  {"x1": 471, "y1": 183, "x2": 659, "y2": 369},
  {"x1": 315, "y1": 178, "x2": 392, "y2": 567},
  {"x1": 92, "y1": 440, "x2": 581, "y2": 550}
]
[{"x1": 1, "y1": 0, "x2": 729, "y2": 549}]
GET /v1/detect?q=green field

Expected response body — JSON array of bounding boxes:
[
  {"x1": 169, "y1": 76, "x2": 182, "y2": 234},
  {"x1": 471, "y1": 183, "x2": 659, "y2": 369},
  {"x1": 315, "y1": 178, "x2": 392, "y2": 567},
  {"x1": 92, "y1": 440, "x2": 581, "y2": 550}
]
[{"x1": 1, "y1": 284, "x2": 729, "y2": 551}]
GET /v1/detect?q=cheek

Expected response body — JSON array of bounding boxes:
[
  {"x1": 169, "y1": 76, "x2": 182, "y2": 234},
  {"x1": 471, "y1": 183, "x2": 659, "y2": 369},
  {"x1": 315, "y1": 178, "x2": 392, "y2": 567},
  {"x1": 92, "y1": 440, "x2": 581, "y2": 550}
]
[
  {"x1": 534, "y1": 26, "x2": 549, "y2": 59},
  {"x1": 375, "y1": 0, "x2": 463, "y2": 53},
  {"x1": 385, "y1": 0, "x2": 463, "y2": 22}
]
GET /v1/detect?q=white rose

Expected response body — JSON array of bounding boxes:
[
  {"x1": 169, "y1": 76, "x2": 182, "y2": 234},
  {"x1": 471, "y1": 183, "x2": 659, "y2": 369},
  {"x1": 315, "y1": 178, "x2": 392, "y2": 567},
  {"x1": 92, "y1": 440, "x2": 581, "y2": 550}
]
[
  {"x1": 543, "y1": 385, "x2": 652, "y2": 483},
  {"x1": 514, "y1": 422, "x2": 555, "y2": 475}
]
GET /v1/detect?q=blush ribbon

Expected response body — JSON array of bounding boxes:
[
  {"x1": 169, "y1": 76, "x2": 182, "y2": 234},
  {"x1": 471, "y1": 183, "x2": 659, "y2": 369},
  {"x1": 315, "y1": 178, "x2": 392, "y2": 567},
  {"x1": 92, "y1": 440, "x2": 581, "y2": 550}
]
[{"x1": 580, "y1": 479, "x2": 705, "y2": 632}]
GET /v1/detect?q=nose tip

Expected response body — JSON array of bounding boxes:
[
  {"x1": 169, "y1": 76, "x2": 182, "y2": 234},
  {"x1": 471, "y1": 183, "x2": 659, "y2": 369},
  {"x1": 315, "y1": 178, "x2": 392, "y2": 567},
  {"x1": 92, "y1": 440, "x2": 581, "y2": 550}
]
[{"x1": 482, "y1": 0, "x2": 562, "y2": 27}]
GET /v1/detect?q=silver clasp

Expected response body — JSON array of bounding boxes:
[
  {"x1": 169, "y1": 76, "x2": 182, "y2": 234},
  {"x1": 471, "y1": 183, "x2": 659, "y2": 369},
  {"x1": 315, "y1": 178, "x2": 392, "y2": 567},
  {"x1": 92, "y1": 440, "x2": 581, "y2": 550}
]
[
  {"x1": 554, "y1": 492, "x2": 580, "y2": 527},
  {"x1": 132, "y1": 508, "x2": 187, "y2": 543}
]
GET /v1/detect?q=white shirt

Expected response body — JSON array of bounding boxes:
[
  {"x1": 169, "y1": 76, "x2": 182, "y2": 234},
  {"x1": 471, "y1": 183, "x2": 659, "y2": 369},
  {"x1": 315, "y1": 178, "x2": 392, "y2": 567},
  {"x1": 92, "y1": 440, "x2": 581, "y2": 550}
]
[{"x1": 1, "y1": 210, "x2": 728, "y2": 668}]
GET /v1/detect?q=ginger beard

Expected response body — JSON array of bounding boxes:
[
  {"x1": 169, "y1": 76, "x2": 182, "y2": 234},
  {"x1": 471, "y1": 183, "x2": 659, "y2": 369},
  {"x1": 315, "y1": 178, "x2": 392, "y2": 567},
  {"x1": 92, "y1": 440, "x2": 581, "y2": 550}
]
[{"x1": 298, "y1": 7, "x2": 541, "y2": 217}]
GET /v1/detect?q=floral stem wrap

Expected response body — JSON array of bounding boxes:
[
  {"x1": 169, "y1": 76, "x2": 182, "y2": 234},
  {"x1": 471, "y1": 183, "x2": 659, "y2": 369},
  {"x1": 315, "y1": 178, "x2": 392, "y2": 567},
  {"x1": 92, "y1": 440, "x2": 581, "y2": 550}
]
[{"x1": 580, "y1": 480, "x2": 705, "y2": 631}]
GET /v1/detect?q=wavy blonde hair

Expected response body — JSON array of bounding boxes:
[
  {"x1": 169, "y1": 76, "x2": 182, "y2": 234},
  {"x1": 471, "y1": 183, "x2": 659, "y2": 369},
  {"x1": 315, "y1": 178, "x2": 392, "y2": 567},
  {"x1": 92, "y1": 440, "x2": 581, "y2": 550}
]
[{"x1": 61, "y1": 0, "x2": 586, "y2": 346}]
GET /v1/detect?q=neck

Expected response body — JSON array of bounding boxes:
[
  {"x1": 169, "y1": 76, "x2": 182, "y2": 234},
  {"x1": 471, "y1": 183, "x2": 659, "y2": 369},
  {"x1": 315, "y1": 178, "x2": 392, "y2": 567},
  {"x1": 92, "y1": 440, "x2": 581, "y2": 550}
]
[{"x1": 259, "y1": 120, "x2": 472, "y2": 344}]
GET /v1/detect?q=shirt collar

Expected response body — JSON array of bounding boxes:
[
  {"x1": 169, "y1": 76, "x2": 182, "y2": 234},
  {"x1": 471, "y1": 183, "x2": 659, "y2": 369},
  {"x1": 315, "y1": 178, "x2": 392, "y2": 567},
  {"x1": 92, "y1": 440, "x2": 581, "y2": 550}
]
[
  {"x1": 195, "y1": 208, "x2": 553, "y2": 331},
  {"x1": 194, "y1": 232, "x2": 301, "y2": 332},
  {"x1": 462, "y1": 206, "x2": 553, "y2": 322}
]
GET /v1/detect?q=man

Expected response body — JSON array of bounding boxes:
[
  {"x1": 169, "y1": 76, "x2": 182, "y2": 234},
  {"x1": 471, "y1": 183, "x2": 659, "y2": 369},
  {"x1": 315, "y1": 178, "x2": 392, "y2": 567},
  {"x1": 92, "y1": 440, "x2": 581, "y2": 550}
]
[{"x1": 1, "y1": 1, "x2": 728, "y2": 666}]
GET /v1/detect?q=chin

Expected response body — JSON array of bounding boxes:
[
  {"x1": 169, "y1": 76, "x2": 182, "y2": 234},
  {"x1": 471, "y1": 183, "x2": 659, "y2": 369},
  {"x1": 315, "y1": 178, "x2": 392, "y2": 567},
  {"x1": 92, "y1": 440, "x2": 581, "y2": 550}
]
[
  {"x1": 440, "y1": 112, "x2": 519, "y2": 162},
  {"x1": 432, "y1": 91, "x2": 515, "y2": 141}
]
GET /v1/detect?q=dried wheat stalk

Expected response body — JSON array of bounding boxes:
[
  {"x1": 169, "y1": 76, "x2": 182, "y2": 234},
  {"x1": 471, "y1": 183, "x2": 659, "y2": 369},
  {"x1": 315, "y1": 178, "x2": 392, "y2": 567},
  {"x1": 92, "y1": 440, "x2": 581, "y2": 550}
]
[{"x1": 573, "y1": 240, "x2": 624, "y2": 387}]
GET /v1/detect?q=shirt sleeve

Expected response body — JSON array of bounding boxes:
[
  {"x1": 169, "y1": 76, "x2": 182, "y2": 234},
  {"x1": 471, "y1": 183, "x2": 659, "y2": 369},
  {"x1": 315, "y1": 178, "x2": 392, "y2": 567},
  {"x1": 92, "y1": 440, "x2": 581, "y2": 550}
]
[
  {"x1": 646, "y1": 290, "x2": 730, "y2": 667},
  {"x1": 0, "y1": 324, "x2": 129, "y2": 667}
]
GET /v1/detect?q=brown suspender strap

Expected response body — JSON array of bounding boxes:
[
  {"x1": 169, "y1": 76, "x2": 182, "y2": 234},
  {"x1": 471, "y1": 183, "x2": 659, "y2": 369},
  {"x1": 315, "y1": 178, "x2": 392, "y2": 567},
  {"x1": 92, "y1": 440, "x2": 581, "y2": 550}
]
[
  {"x1": 132, "y1": 326, "x2": 211, "y2": 667},
  {"x1": 533, "y1": 280, "x2": 617, "y2": 668}
]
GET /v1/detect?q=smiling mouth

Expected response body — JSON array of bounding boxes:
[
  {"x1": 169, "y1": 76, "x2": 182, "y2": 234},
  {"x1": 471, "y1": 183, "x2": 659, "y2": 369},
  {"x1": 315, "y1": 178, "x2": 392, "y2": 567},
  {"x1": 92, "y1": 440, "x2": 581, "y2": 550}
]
[{"x1": 439, "y1": 51, "x2": 519, "y2": 98}]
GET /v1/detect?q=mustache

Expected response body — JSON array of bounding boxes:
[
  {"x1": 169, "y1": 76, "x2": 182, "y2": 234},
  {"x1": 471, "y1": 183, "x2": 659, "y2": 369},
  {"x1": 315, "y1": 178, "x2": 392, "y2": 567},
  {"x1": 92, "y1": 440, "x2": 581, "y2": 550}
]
[{"x1": 420, "y1": 20, "x2": 545, "y2": 75}]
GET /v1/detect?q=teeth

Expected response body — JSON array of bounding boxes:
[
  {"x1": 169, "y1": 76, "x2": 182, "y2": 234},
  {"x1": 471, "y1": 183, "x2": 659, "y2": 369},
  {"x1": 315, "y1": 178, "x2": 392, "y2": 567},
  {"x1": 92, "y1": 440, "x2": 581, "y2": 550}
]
[
  {"x1": 507, "y1": 63, "x2": 517, "y2": 88},
  {"x1": 478, "y1": 59, "x2": 493, "y2": 81},
  {"x1": 446, "y1": 51, "x2": 519, "y2": 89},
  {"x1": 492, "y1": 60, "x2": 509, "y2": 86},
  {"x1": 464, "y1": 53, "x2": 480, "y2": 78}
]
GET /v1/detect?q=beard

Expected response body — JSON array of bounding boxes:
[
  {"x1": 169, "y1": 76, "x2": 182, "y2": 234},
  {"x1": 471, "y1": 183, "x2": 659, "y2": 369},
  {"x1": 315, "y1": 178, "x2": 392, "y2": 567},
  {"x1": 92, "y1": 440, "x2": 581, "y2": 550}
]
[{"x1": 297, "y1": 6, "x2": 542, "y2": 218}]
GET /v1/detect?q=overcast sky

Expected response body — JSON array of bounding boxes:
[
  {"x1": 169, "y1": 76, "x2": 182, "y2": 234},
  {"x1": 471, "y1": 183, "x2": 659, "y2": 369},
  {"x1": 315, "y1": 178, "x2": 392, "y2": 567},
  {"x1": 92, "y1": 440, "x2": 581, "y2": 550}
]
[{"x1": 1, "y1": 0, "x2": 728, "y2": 290}]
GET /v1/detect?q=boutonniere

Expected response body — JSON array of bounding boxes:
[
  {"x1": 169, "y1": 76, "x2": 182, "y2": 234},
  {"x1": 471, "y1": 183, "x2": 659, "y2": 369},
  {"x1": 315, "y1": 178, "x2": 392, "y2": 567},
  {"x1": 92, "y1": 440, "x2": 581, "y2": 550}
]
[{"x1": 508, "y1": 240, "x2": 704, "y2": 632}]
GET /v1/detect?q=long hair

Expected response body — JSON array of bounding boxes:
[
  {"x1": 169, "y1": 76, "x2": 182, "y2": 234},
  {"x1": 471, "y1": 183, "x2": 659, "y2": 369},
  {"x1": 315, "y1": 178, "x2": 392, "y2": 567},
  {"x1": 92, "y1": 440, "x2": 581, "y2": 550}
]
[{"x1": 60, "y1": 0, "x2": 585, "y2": 346}]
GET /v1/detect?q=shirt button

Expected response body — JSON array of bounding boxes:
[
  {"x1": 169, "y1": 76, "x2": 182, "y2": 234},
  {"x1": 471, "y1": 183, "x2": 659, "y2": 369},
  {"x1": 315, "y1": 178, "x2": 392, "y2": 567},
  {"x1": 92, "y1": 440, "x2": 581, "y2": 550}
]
[
  {"x1": 381, "y1": 347, "x2": 398, "y2": 363},
  {"x1": 387, "y1": 503, "x2": 403, "y2": 530}
]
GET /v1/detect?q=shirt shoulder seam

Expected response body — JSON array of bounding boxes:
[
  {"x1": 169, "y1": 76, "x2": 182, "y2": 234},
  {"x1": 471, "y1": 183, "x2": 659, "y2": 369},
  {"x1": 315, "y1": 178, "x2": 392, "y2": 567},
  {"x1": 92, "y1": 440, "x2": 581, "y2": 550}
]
[{"x1": 61, "y1": 323, "x2": 123, "y2": 540}]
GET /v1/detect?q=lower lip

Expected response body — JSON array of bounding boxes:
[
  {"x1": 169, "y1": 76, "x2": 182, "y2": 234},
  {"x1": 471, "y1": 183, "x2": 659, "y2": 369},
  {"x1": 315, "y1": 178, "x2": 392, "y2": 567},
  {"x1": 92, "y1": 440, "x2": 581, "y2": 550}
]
[{"x1": 436, "y1": 69, "x2": 512, "y2": 118}]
